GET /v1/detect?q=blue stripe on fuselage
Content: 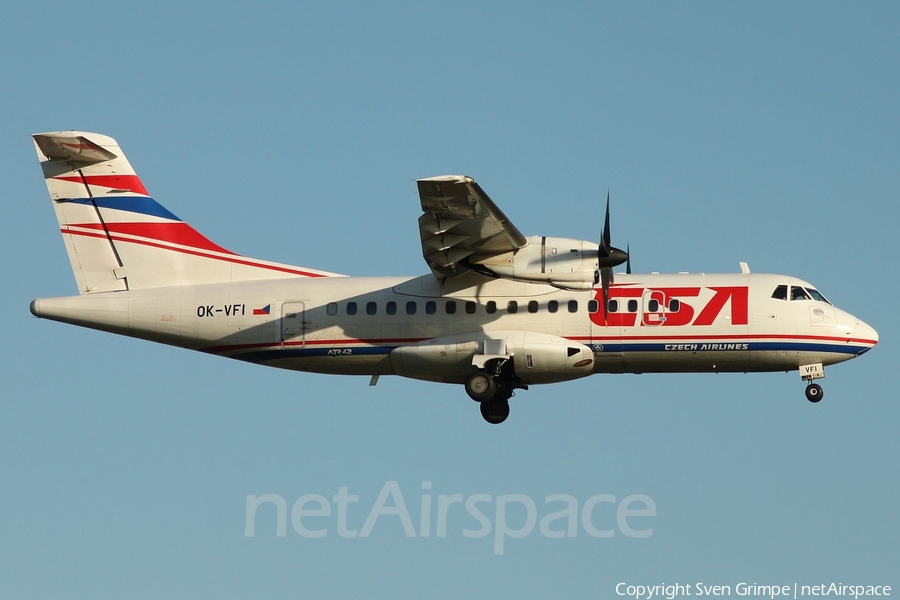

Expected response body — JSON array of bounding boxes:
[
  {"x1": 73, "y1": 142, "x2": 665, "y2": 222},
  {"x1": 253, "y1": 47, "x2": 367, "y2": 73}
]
[
  {"x1": 233, "y1": 346, "x2": 394, "y2": 364},
  {"x1": 228, "y1": 340, "x2": 868, "y2": 366},
  {"x1": 594, "y1": 341, "x2": 870, "y2": 356}
]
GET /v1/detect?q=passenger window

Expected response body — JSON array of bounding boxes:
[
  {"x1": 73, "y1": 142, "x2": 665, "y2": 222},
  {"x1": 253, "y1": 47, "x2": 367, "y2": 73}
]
[
  {"x1": 548, "y1": 300, "x2": 559, "y2": 313},
  {"x1": 669, "y1": 299, "x2": 680, "y2": 312},
  {"x1": 366, "y1": 301, "x2": 377, "y2": 315},
  {"x1": 608, "y1": 299, "x2": 619, "y2": 313},
  {"x1": 486, "y1": 301, "x2": 497, "y2": 314},
  {"x1": 426, "y1": 301, "x2": 437, "y2": 314},
  {"x1": 508, "y1": 301, "x2": 518, "y2": 313},
  {"x1": 627, "y1": 299, "x2": 638, "y2": 313},
  {"x1": 791, "y1": 286, "x2": 810, "y2": 301},
  {"x1": 445, "y1": 301, "x2": 456, "y2": 314},
  {"x1": 347, "y1": 302, "x2": 358, "y2": 315},
  {"x1": 386, "y1": 301, "x2": 397, "y2": 315},
  {"x1": 406, "y1": 301, "x2": 417, "y2": 315},
  {"x1": 528, "y1": 300, "x2": 539, "y2": 313},
  {"x1": 588, "y1": 299, "x2": 599, "y2": 313},
  {"x1": 568, "y1": 300, "x2": 578, "y2": 313},
  {"x1": 771, "y1": 285, "x2": 788, "y2": 300},
  {"x1": 326, "y1": 302, "x2": 338, "y2": 316},
  {"x1": 465, "y1": 301, "x2": 476, "y2": 314}
]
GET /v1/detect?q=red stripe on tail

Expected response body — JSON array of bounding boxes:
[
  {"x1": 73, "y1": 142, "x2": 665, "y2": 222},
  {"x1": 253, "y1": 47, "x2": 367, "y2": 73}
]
[
  {"x1": 54, "y1": 174, "x2": 149, "y2": 196},
  {"x1": 70, "y1": 222, "x2": 234, "y2": 255}
]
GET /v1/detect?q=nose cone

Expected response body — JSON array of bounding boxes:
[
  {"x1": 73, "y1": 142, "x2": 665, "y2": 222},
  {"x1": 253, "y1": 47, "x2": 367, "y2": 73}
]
[
  {"x1": 842, "y1": 312, "x2": 878, "y2": 354},
  {"x1": 858, "y1": 318, "x2": 879, "y2": 347}
]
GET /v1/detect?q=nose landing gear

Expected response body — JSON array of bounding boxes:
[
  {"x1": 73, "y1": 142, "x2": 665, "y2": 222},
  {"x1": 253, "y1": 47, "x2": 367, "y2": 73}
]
[
  {"x1": 805, "y1": 382, "x2": 823, "y2": 403},
  {"x1": 800, "y1": 362, "x2": 825, "y2": 403}
]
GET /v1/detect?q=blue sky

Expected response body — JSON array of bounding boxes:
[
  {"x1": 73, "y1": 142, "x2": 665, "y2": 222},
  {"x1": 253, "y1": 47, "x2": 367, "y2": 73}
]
[{"x1": 1, "y1": 2, "x2": 897, "y2": 598}]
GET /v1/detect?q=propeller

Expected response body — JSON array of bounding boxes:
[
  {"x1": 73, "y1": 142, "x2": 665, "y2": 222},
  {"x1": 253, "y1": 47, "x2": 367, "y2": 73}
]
[{"x1": 597, "y1": 191, "x2": 629, "y2": 322}]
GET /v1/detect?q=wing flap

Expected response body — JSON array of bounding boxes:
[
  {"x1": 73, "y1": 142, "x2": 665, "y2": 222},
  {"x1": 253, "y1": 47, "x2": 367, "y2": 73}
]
[
  {"x1": 422, "y1": 232, "x2": 471, "y2": 252},
  {"x1": 420, "y1": 216, "x2": 463, "y2": 236},
  {"x1": 424, "y1": 247, "x2": 475, "y2": 269}
]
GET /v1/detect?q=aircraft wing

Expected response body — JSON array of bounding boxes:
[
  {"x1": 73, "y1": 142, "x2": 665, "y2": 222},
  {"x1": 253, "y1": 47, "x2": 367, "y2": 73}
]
[{"x1": 417, "y1": 175, "x2": 527, "y2": 280}]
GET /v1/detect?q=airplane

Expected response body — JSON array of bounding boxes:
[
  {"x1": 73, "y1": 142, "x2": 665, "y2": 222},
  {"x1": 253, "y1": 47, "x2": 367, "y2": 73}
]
[{"x1": 29, "y1": 131, "x2": 879, "y2": 424}]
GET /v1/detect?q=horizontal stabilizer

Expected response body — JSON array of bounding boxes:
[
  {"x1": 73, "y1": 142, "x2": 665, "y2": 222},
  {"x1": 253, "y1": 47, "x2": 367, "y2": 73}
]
[{"x1": 33, "y1": 133, "x2": 118, "y2": 163}]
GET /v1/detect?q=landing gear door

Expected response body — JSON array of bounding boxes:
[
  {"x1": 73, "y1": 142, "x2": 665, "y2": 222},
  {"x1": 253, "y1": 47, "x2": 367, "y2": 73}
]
[{"x1": 281, "y1": 301, "x2": 306, "y2": 348}]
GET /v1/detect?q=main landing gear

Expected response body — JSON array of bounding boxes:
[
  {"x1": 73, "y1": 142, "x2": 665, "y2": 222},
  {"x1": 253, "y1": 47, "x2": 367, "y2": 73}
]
[
  {"x1": 465, "y1": 367, "x2": 518, "y2": 425},
  {"x1": 465, "y1": 371, "x2": 496, "y2": 402},
  {"x1": 480, "y1": 397, "x2": 511, "y2": 425}
]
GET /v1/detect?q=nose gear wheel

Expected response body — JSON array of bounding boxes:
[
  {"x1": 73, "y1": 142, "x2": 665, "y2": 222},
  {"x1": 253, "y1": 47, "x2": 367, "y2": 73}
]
[{"x1": 805, "y1": 383, "x2": 823, "y2": 403}]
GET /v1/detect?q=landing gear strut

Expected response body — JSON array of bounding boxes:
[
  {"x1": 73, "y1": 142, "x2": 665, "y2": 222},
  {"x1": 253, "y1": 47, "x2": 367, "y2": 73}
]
[
  {"x1": 799, "y1": 363, "x2": 825, "y2": 403},
  {"x1": 805, "y1": 383, "x2": 823, "y2": 403}
]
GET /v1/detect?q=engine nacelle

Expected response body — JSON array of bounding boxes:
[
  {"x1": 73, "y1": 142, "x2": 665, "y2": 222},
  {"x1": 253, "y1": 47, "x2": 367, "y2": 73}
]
[
  {"x1": 474, "y1": 236, "x2": 598, "y2": 291},
  {"x1": 389, "y1": 330, "x2": 595, "y2": 385}
]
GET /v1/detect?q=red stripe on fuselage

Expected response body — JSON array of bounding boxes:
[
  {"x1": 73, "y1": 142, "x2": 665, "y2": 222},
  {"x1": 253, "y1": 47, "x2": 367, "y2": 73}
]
[
  {"x1": 569, "y1": 333, "x2": 878, "y2": 345},
  {"x1": 201, "y1": 332, "x2": 876, "y2": 357}
]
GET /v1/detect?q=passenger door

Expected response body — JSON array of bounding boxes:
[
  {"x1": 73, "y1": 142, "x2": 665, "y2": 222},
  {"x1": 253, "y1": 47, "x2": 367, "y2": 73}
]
[{"x1": 281, "y1": 301, "x2": 306, "y2": 348}]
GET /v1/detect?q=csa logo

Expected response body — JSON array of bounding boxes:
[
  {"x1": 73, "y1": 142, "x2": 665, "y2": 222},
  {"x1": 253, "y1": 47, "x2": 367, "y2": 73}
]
[{"x1": 592, "y1": 286, "x2": 748, "y2": 328}]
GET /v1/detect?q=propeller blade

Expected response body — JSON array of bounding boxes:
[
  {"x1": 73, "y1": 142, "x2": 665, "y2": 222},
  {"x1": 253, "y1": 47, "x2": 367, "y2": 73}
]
[
  {"x1": 600, "y1": 190, "x2": 611, "y2": 256},
  {"x1": 596, "y1": 189, "x2": 630, "y2": 324},
  {"x1": 601, "y1": 266, "x2": 614, "y2": 322},
  {"x1": 626, "y1": 243, "x2": 632, "y2": 275},
  {"x1": 597, "y1": 190, "x2": 626, "y2": 267}
]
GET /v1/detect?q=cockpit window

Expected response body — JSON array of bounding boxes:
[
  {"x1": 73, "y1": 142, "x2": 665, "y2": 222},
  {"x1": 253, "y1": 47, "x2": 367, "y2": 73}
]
[
  {"x1": 791, "y1": 286, "x2": 811, "y2": 301},
  {"x1": 806, "y1": 288, "x2": 831, "y2": 304},
  {"x1": 770, "y1": 284, "x2": 831, "y2": 303}
]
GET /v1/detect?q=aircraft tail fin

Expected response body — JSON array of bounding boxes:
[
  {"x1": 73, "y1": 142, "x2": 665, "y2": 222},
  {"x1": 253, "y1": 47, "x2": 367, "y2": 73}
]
[{"x1": 34, "y1": 131, "x2": 340, "y2": 293}]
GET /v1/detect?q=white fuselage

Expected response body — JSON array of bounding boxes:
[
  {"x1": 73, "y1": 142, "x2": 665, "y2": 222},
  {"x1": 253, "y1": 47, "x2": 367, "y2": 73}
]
[{"x1": 31, "y1": 270, "x2": 878, "y2": 386}]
